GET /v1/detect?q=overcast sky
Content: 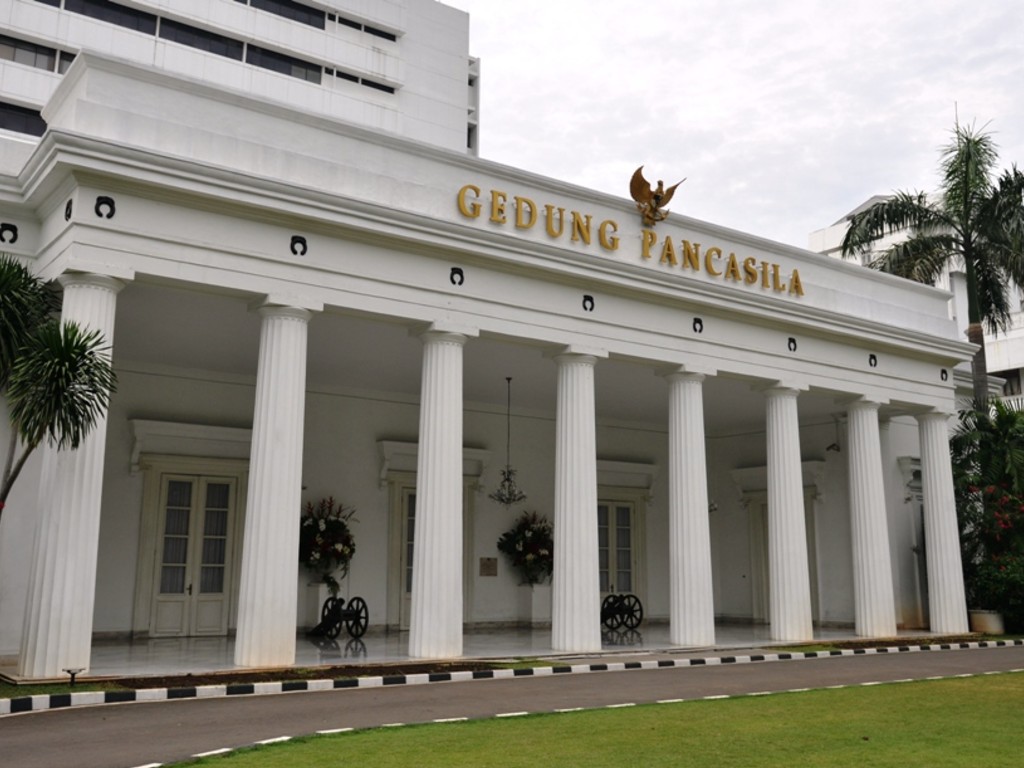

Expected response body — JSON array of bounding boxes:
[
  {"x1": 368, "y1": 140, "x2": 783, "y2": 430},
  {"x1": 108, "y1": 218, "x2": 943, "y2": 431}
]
[{"x1": 442, "y1": 0, "x2": 1024, "y2": 250}]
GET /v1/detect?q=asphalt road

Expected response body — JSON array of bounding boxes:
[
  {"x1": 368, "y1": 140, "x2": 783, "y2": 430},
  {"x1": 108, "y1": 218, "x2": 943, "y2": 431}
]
[{"x1": 3, "y1": 646, "x2": 1023, "y2": 768}]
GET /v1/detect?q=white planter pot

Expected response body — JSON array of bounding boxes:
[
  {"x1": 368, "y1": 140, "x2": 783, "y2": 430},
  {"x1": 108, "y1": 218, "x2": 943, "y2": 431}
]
[{"x1": 968, "y1": 609, "x2": 1005, "y2": 635}]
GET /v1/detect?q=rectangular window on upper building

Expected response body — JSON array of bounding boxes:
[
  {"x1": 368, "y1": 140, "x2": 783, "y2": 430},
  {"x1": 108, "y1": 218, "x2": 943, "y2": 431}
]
[
  {"x1": 248, "y1": 0, "x2": 326, "y2": 30},
  {"x1": 0, "y1": 34, "x2": 59, "y2": 72},
  {"x1": 245, "y1": 45, "x2": 321, "y2": 84},
  {"x1": 63, "y1": 0, "x2": 158, "y2": 35},
  {"x1": 34, "y1": 0, "x2": 61, "y2": 7},
  {"x1": 158, "y1": 19, "x2": 244, "y2": 61},
  {"x1": 0, "y1": 101, "x2": 47, "y2": 136}
]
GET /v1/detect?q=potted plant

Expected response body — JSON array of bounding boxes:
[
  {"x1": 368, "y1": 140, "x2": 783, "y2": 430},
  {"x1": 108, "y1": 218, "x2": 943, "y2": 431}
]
[
  {"x1": 497, "y1": 510, "x2": 554, "y2": 586},
  {"x1": 298, "y1": 497, "x2": 356, "y2": 596}
]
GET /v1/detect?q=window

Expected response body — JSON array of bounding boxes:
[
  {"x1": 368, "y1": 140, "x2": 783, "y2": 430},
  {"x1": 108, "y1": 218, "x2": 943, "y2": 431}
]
[
  {"x1": 58, "y1": 51, "x2": 76, "y2": 74},
  {"x1": 245, "y1": 45, "x2": 321, "y2": 84},
  {"x1": 64, "y1": 0, "x2": 158, "y2": 35},
  {"x1": 0, "y1": 101, "x2": 47, "y2": 136},
  {"x1": 361, "y1": 78, "x2": 394, "y2": 94},
  {"x1": 249, "y1": 0, "x2": 325, "y2": 29},
  {"x1": 159, "y1": 19, "x2": 243, "y2": 61},
  {"x1": 33, "y1": 0, "x2": 61, "y2": 6},
  {"x1": 0, "y1": 34, "x2": 58, "y2": 72},
  {"x1": 363, "y1": 25, "x2": 396, "y2": 42}
]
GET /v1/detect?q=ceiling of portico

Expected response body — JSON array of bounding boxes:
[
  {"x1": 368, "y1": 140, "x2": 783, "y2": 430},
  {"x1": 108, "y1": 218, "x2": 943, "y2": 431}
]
[{"x1": 112, "y1": 279, "x2": 847, "y2": 442}]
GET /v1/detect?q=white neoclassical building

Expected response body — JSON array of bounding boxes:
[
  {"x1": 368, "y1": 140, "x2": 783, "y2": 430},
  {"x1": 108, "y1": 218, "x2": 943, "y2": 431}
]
[{"x1": 0, "y1": 0, "x2": 971, "y2": 679}]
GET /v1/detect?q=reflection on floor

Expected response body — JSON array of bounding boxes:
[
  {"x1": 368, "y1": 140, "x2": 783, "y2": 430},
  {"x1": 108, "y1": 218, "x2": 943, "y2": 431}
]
[{"x1": 78, "y1": 622, "x2": 942, "y2": 679}]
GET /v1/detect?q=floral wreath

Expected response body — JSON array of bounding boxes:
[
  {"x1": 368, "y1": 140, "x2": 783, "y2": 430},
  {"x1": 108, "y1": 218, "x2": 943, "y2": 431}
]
[
  {"x1": 299, "y1": 497, "x2": 356, "y2": 596},
  {"x1": 497, "y1": 510, "x2": 554, "y2": 585}
]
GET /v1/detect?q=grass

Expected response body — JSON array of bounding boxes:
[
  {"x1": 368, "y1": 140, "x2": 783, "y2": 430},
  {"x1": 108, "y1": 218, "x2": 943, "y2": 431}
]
[{"x1": 169, "y1": 672, "x2": 1024, "y2": 767}]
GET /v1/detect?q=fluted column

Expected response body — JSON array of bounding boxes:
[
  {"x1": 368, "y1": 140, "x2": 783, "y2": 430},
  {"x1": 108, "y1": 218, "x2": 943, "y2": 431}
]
[
  {"x1": 847, "y1": 400, "x2": 897, "y2": 637},
  {"x1": 19, "y1": 273, "x2": 124, "y2": 678},
  {"x1": 917, "y1": 411, "x2": 968, "y2": 633},
  {"x1": 667, "y1": 371, "x2": 715, "y2": 646},
  {"x1": 764, "y1": 386, "x2": 813, "y2": 641},
  {"x1": 234, "y1": 306, "x2": 311, "y2": 667},
  {"x1": 552, "y1": 353, "x2": 602, "y2": 652},
  {"x1": 408, "y1": 331, "x2": 468, "y2": 658}
]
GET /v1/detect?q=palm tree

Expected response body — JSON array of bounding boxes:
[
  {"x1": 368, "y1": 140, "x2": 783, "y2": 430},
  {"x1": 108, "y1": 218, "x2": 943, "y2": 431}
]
[
  {"x1": 0, "y1": 254, "x2": 116, "y2": 525},
  {"x1": 841, "y1": 122, "x2": 1024, "y2": 403}
]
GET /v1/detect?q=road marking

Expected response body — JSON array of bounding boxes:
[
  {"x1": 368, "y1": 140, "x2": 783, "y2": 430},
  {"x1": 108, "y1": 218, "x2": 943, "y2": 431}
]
[
  {"x1": 657, "y1": 698, "x2": 684, "y2": 704},
  {"x1": 434, "y1": 717, "x2": 468, "y2": 723},
  {"x1": 496, "y1": 711, "x2": 529, "y2": 718},
  {"x1": 787, "y1": 688, "x2": 810, "y2": 693},
  {"x1": 381, "y1": 723, "x2": 406, "y2": 727},
  {"x1": 317, "y1": 728, "x2": 353, "y2": 734},
  {"x1": 860, "y1": 681, "x2": 883, "y2": 686},
  {"x1": 606, "y1": 703, "x2": 635, "y2": 708},
  {"x1": 193, "y1": 748, "x2": 231, "y2": 758},
  {"x1": 555, "y1": 707, "x2": 584, "y2": 712},
  {"x1": 131, "y1": 764, "x2": 163, "y2": 768},
  {"x1": 747, "y1": 691, "x2": 772, "y2": 696},
  {"x1": 256, "y1": 736, "x2": 291, "y2": 745}
]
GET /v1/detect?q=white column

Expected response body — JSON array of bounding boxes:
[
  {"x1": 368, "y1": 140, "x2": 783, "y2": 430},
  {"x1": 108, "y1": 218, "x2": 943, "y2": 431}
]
[
  {"x1": 917, "y1": 411, "x2": 969, "y2": 633},
  {"x1": 408, "y1": 331, "x2": 467, "y2": 658},
  {"x1": 234, "y1": 305, "x2": 311, "y2": 667},
  {"x1": 764, "y1": 387, "x2": 813, "y2": 642},
  {"x1": 666, "y1": 371, "x2": 715, "y2": 646},
  {"x1": 846, "y1": 400, "x2": 897, "y2": 637},
  {"x1": 19, "y1": 273, "x2": 124, "y2": 678},
  {"x1": 551, "y1": 353, "x2": 602, "y2": 652}
]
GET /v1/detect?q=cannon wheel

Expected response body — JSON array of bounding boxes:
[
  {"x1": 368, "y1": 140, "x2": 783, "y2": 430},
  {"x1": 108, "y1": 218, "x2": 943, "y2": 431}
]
[
  {"x1": 621, "y1": 594, "x2": 643, "y2": 629},
  {"x1": 346, "y1": 596, "x2": 369, "y2": 638},
  {"x1": 601, "y1": 594, "x2": 624, "y2": 629},
  {"x1": 321, "y1": 596, "x2": 343, "y2": 639}
]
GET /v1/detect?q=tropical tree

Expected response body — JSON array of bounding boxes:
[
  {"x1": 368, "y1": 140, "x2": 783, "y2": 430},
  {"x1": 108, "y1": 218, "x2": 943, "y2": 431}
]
[
  {"x1": 0, "y1": 254, "x2": 116, "y2": 525},
  {"x1": 841, "y1": 122, "x2": 1024, "y2": 403}
]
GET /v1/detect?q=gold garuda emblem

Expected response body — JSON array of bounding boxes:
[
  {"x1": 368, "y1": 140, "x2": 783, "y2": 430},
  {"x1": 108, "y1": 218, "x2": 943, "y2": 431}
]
[{"x1": 630, "y1": 166, "x2": 685, "y2": 226}]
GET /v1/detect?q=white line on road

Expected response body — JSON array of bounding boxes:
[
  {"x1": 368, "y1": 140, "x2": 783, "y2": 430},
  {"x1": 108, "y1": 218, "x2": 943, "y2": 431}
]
[
  {"x1": 317, "y1": 728, "x2": 354, "y2": 734},
  {"x1": 256, "y1": 736, "x2": 292, "y2": 745},
  {"x1": 193, "y1": 748, "x2": 231, "y2": 758}
]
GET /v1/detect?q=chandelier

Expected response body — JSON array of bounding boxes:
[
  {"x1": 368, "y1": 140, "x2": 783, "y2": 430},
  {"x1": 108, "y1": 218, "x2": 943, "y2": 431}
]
[{"x1": 489, "y1": 376, "x2": 527, "y2": 507}]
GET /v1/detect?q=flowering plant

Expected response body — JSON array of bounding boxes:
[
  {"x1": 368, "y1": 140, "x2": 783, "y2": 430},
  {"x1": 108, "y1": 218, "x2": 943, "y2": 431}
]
[
  {"x1": 497, "y1": 511, "x2": 553, "y2": 585},
  {"x1": 299, "y1": 497, "x2": 356, "y2": 596}
]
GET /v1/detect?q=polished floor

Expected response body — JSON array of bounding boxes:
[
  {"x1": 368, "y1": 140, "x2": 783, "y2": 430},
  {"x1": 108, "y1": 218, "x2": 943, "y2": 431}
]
[{"x1": 70, "y1": 622, "x2": 943, "y2": 680}]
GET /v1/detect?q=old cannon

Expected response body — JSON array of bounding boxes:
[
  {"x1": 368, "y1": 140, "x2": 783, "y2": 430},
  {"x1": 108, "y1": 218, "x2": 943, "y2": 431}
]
[
  {"x1": 600, "y1": 593, "x2": 643, "y2": 630},
  {"x1": 308, "y1": 595, "x2": 369, "y2": 639}
]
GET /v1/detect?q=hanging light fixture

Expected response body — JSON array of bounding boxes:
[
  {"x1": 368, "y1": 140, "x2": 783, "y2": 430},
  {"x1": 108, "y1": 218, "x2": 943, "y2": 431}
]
[{"x1": 490, "y1": 376, "x2": 527, "y2": 507}]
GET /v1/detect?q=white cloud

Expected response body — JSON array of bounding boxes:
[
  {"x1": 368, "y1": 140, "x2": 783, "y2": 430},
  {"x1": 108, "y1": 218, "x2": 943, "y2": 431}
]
[{"x1": 445, "y1": 0, "x2": 1024, "y2": 248}]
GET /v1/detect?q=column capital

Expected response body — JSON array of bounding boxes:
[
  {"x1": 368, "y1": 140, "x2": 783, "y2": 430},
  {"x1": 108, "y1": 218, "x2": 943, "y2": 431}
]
[
  {"x1": 57, "y1": 272, "x2": 128, "y2": 294},
  {"x1": 916, "y1": 409, "x2": 952, "y2": 425},
  {"x1": 256, "y1": 305, "x2": 313, "y2": 324}
]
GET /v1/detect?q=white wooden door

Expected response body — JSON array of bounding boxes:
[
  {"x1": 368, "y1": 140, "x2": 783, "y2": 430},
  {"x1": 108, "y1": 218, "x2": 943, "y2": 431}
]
[
  {"x1": 151, "y1": 475, "x2": 236, "y2": 637},
  {"x1": 598, "y1": 501, "x2": 636, "y2": 596}
]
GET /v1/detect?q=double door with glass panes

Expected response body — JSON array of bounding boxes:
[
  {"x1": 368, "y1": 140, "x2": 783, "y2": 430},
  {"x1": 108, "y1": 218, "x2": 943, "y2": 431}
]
[
  {"x1": 152, "y1": 475, "x2": 237, "y2": 636},
  {"x1": 598, "y1": 501, "x2": 637, "y2": 596}
]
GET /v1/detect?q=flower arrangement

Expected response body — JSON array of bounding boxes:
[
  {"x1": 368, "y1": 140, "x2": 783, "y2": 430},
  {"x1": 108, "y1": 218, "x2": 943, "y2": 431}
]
[
  {"x1": 497, "y1": 510, "x2": 554, "y2": 585},
  {"x1": 299, "y1": 497, "x2": 356, "y2": 596}
]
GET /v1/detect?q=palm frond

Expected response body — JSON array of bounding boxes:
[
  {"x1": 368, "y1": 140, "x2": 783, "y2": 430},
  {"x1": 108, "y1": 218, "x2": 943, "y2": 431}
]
[
  {"x1": 941, "y1": 122, "x2": 998, "y2": 224},
  {"x1": 840, "y1": 191, "x2": 944, "y2": 258},
  {"x1": 7, "y1": 320, "x2": 117, "y2": 450},
  {"x1": 867, "y1": 232, "x2": 954, "y2": 284},
  {"x1": 0, "y1": 254, "x2": 59, "y2": 390}
]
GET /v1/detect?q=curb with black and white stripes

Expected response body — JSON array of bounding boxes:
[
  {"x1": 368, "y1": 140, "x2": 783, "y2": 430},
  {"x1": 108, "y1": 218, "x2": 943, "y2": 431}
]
[{"x1": 2, "y1": 638, "x2": 1021, "y2": 717}]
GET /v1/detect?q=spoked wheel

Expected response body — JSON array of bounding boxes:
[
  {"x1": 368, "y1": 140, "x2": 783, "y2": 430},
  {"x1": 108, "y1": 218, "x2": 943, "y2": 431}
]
[
  {"x1": 601, "y1": 594, "x2": 624, "y2": 629},
  {"x1": 621, "y1": 594, "x2": 643, "y2": 629},
  {"x1": 346, "y1": 596, "x2": 369, "y2": 638},
  {"x1": 321, "y1": 596, "x2": 342, "y2": 639}
]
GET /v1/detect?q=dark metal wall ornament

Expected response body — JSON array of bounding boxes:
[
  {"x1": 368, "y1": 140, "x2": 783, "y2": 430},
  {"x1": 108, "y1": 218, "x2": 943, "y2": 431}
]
[
  {"x1": 787, "y1": 337, "x2": 798, "y2": 352},
  {"x1": 64, "y1": 200, "x2": 73, "y2": 221},
  {"x1": 0, "y1": 223, "x2": 17, "y2": 244},
  {"x1": 94, "y1": 196, "x2": 115, "y2": 218},
  {"x1": 290, "y1": 235, "x2": 308, "y2": 256},
  {"x1": 692, "y1": 317, "x2": 704, "y2": 334},
  {"x1": 941, "y1": 369, "x2": 949, "y2": 382},
  {"x1": 582, "y1": 295, "x2": 595, "y2": 312},
  {"x1": 450, "y1": 267, "x2": 464, "y2": 286},
  {"x1": 868, "y1": 354, "x2": 878, "y2": 368}
]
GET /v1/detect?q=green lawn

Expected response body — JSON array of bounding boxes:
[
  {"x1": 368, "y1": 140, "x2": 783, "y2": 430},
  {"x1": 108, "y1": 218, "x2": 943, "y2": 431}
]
[{"x1": 172, "y1": 672, "x2": 1024, "y2": 767}]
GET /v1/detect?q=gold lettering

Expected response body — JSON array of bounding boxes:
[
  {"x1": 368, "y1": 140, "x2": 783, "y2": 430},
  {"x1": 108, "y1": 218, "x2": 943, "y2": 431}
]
[
  {"x1": 704, "y1": 246, "x2": 722, "y2": 277},
  {"x1": 761, "y1": 261, "x2": 772, "y2": 289},
  {"x1": 772, "y1": 263, "x2": 786, "y2": 292},
  {"x1": 544, "y1": 204, "x2": 565, "y2": 237},
  {"x1": 660, "y1": 236, "x2": 678, "y2": 266},
  {"x1": 598, "y1": 219, "x2": 620, "y2": 251},
  {"x1": 457, "y1": 184, "x2": 482, "y2": 218},
  {"x1": 743, "y1": 257, "x2": 758, "y2": 285},
  {"x1": 724, "y1": 252, "x2": 742, "y2": 282},
  {"x1": 681, "y1": 240, "x2": 700, "y2": 271},
  {"x1": 789, "y1": 269, "x2": 804, "y2": 296},
  {"x1": 489, "y1": 189, "x2": 508, "y2": 224},
  {"x1": 571, "y1": 211, "x2": 592, "y2": 244},
  {"x1": 514, "y1": 196, "x2": 537, "y2": 229},
  {"x1": 641, "y1": 229, "x2": 658, "y2": 259}
]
